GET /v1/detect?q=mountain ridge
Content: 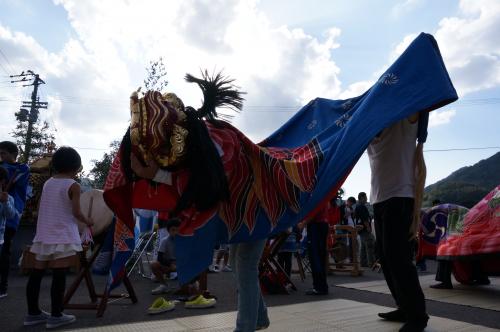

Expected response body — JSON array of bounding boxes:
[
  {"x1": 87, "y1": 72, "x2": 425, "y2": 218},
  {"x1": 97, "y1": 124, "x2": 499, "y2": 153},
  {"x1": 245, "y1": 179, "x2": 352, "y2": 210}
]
[{"x1": 424, "y1": 151, "x2": 500, "y2": 207}]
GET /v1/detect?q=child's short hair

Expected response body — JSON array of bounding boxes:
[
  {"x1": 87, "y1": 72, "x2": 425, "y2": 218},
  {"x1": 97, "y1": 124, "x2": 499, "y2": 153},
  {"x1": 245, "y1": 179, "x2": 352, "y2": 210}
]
[
  {"x1": 358, "y1": 192, "x2": 367, "y2": 200},
  {"x1": 166, "y1": 218, "x2": 181, "y2": 231},
  {"x1": 52, "y1": 147, "x2": 82, "y2": 173},
  {"x1": 347, "y1": 196, "x2": 356, "y2": 204},
  {"x1": 0, "y1": 166, "x2": 8, "y2": 182},
  {"x1": 0, "y1": 141, "x2": 19, "y2": 158}
]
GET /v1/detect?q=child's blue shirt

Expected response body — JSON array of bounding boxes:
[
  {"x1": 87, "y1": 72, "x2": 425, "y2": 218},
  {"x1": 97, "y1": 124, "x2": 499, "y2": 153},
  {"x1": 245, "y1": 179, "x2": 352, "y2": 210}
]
[
  {"x1": 0, "y1": 162, "x2": 29, "y2": 230},
  {"x1": 0, "y1": 195, "x2": 16, "y2": 245}
]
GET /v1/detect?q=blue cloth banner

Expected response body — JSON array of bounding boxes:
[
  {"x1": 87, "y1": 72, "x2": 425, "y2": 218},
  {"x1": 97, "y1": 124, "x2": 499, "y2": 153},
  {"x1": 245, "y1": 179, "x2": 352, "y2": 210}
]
[{"x1": 174, "y1": 33, "x2": 458, "y2": 284}]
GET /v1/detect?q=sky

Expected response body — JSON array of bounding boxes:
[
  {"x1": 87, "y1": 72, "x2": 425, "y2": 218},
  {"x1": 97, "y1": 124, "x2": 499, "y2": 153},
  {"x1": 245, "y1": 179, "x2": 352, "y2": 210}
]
[{"x1": 0, "y1": 0, "x2": 499, "y2": 199}]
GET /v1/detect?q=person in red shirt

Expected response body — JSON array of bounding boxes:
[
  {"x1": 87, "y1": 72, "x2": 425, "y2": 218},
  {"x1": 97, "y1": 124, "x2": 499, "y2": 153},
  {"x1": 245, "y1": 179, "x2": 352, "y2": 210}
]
[
  {"x1": 325, "y1": 197, "x2": 339, "y2": 252},
  {"x1": 327, "y1": 198, "x2": 341, "y2": 227}
]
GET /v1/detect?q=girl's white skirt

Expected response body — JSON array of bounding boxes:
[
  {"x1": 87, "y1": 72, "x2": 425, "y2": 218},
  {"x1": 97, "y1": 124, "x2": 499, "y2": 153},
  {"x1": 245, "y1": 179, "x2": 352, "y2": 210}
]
[{"x1": 30, "y1": 242, "x2": 83, "y2": 261}]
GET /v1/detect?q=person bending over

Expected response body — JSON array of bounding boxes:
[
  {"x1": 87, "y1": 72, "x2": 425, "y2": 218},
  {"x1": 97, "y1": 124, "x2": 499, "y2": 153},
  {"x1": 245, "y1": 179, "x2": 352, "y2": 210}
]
[{"x1": 151, "y1": 218, "x2": 180, "y2": 295}]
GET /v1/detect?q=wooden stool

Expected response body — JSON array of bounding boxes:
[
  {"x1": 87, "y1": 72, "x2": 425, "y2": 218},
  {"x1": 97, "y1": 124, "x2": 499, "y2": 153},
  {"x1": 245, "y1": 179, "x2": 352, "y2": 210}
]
[{"x1": 63, "y1": 236, "x2": 137, "y2": 317}]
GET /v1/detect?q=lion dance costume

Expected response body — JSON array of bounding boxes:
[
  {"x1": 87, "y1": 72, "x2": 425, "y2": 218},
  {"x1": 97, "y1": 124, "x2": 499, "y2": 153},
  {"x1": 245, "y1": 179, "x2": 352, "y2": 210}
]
[{"x1": 104, "y1": 33, "x2": 459, "y2": 286}]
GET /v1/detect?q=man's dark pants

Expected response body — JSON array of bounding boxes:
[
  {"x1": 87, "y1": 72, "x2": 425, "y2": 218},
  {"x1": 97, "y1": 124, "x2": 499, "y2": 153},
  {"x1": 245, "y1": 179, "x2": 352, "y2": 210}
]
[
  {"x1": 307, "y1": 222, "x2": 329, "y2": 293},
  {"x1": 373, "y1": 197, "x2": 427, "y2": 321},
  {"x1": 0, "y1": 227, "x2": 16, "y2": 292}
]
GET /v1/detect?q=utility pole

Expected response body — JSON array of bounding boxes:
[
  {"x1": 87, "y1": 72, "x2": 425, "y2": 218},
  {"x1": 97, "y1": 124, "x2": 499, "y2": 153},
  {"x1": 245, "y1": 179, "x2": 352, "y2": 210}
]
[{"x1": 10, "y1": 70, "x2": 48, "y2": 163}]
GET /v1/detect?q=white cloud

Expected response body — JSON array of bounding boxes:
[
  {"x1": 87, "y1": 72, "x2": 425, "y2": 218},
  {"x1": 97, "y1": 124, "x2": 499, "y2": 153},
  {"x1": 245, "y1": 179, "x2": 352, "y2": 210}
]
[
  {"x1": 392, "y1": 0, "x2": 424, "y2": 18},
  {"x1": 0, "y1": 0, "x2": 345, "y2": 167},
  {"x1": 338, "y1": 0, "x2": 499, "y2": 130},
  {"x1": 434, "y1": 0, "x2": 500, "y2": 95},
  {"x1": 391, "y1": 0, "x2": 500, "y2": 96},
  {"x1": 338, "y1": 80, "x2": 374, "y2": 99},
  {"x1": 388, "y1": 33, "x2": 419, "y2": 63},
  {"x1": 429, "y1": 109, "x2": 456, "y2": 127},
  {"x1": 3, "y1": 0, "x2": 496, "y2": 173},
  {"x1": 0, "y1": 21, "x2": 132, "y2": 169}
]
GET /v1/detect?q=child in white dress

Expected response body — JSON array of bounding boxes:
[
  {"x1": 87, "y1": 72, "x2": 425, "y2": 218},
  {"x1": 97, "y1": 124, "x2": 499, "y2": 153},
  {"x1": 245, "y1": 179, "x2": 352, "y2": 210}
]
[{"x1": 24, "y1": 147, "x2": 93, "y2": 329}]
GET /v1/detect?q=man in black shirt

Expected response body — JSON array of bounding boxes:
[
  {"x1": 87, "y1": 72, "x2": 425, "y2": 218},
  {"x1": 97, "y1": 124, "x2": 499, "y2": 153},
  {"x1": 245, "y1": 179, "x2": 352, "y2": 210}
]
[{"x1": 355, "y1": 192, "x2": 375, "y2": 268}]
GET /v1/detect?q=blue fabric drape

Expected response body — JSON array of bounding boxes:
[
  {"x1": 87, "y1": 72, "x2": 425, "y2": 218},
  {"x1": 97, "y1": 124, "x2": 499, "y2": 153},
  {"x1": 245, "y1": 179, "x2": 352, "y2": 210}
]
[{"x1": 175, "y1": 33, "x2": 457, "y2": 284}]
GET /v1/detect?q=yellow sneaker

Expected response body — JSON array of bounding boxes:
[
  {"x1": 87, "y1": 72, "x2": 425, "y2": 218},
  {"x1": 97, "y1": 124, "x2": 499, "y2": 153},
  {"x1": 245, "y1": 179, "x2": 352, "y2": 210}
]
[
  {"x1": 185, "y1": 295, "x2": 216, "y2": 309},
  {"x1": 148, "y1": 297, "x2": 175, "y2": 314}
]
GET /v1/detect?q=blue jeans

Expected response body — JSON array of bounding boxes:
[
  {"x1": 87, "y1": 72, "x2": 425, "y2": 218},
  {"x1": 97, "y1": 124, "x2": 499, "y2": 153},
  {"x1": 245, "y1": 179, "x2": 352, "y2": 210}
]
[{"x1": 230, "y1": 240, "x2": 269, "y2": 332}]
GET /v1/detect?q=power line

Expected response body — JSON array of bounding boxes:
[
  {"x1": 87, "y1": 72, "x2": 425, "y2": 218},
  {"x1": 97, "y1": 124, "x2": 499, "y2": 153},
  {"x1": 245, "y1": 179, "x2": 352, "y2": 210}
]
[
  {"x1": 0, "y1": 99, "x2": 497, "y2": 110},
  {"x1": 40, "y1": 87, "x2": 61, "y2": 143},
  {"x1": 0, "y1": 48, "x2": 15, "y2": 73},
  {"x1": 56, "y1": 96, "x2": 500, "y2": 110},
  {"x1": 1, "y1": 95, "x2": 500, "y2": 114},
  {"x1": 0, "y1": 98, "x2": 23, "y2": 103},
  {"x1": 0, "y1": 61, "x2": 9, "y2": 76},
  {"x1": 0, "y1": 84, "x2": 25, "y2": 89},
  {"x1": 424, "y1": 146, "x2": 500, "y2": 152},
  {"x1": 61, "y1": 145, "x2": 500, "y2": 153},
  {"x1": 72, "y1": 147, "x2": 108, "y2": 151}
]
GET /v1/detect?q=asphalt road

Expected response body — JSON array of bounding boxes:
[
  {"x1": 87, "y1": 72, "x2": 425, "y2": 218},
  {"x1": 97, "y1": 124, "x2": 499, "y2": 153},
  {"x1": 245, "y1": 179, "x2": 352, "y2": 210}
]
[{"x1": 1, "y1": 260, "x2": 499, "y2": 331}]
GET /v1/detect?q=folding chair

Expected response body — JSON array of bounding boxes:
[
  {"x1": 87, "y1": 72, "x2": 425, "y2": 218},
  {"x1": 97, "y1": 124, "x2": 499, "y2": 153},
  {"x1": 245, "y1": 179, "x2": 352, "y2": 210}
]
[
  {"x1": 127, "y1": 230, "x2": 156, "y2": 278},
  {"x1": 297, "y1": 236, "x2": 312, "y2": 275},
  {"x1": 293, "y1": 251, "x2": 307, "y2": 281},
  {"x1": 128, "y1": 210, "x2": 157, "y2": 278},
  {"x1": 259, "y1": 233, "x2": 298, "y2": 294}
]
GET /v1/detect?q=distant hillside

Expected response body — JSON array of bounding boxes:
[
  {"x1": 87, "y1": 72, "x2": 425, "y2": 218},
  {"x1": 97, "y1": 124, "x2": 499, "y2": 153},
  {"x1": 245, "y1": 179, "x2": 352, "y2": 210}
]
[{"x1": 424, "y1": 152, "x2": 500, "y2": 208}]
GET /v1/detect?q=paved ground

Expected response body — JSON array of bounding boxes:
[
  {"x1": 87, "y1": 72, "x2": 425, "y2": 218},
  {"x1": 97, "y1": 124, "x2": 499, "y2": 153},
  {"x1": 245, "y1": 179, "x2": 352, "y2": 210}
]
[
  {"x1": 68, "y1": 299, "x2": 499, "y2": 332},
  {"x1": 337, "y1": 274, "x2": 500, "y2": 311},
  {"x1": 1, "y1": 259, "x2": 499, "y2": 331}
]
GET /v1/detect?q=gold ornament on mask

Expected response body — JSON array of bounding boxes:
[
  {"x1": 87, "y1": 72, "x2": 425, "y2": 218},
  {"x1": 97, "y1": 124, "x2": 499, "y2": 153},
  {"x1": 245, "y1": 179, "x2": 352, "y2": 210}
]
[{"x1": 129, "y1": 89, "x2": 189, "y2": 168}]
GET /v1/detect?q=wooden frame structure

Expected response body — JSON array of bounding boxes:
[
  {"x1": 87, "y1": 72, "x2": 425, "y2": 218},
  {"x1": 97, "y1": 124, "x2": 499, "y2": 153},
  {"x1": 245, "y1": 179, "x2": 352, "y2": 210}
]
[
  {"x1": 328, "y1": 225, "x2": 364, "y2": 276},
  {"x1": 63, "y1": 241, "x2": 138, "y2": 317}
]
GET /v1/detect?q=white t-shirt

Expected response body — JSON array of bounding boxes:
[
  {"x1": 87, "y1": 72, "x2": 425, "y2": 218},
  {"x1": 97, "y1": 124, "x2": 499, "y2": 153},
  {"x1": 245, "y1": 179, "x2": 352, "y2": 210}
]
[
  {"x1": 367, "y1": 118, "x2": 418, "y2": 205},
  {"x1": 344, "y1": 206, "x2": 355, "y2": 227}
]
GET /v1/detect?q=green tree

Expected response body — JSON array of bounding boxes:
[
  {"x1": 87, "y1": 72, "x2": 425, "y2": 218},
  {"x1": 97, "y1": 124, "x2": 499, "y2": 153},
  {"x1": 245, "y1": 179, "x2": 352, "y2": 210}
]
[
  {"x1": 11, "y1": 119, "x2": 56, "y2": 163},
  {"x1": 89, "y1": 140, "x2": 120, "y2": 189},
  {"x1": 143, "y1": 57, "x2": 168, "y2": 92}
]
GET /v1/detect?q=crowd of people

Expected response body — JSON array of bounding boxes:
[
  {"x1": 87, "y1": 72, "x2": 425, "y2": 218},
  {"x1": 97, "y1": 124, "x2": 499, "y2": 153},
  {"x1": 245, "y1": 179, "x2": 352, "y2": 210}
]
[{"x1": 141, "y1": 193, "x2": 376, "y2": 328}]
